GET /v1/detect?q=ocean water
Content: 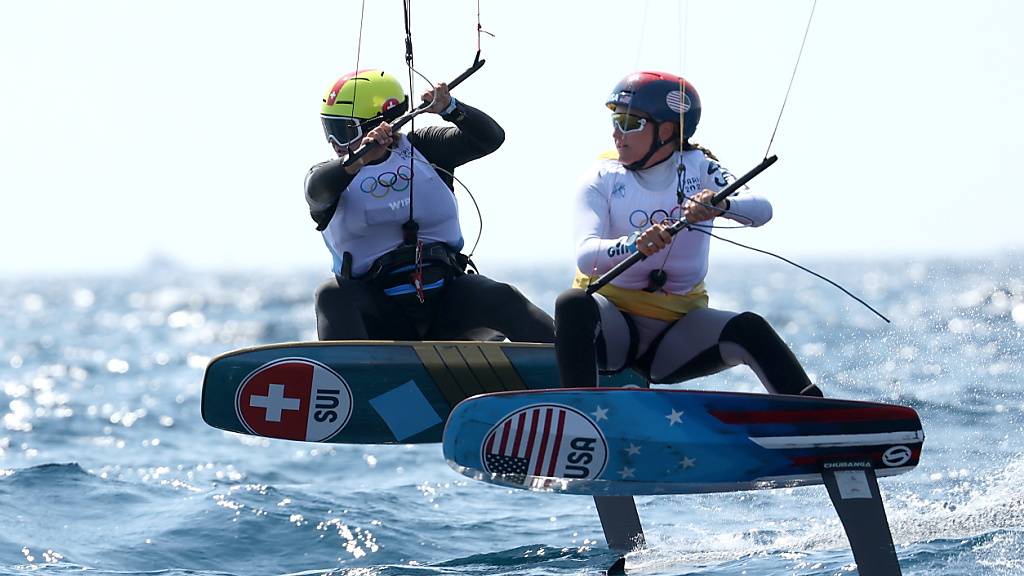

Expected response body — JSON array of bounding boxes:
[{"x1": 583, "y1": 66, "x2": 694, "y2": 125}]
[{"x1": 1, "y1": 254, "x2": 1023, "y2": 575}]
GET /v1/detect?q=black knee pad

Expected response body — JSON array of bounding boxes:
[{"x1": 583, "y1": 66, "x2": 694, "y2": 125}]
[
  {"x1": 721, "y1": 311, "x2": 820, "y2": 396},
  {"x1": 555, "y1": 288, "x2": 599, "y2": 323},
  {"x1": 720, "y1": 311, "x2": 772, "y2": 343},
  {"x1": 555, "y1": 289, "x2": 601, "y2": 354}
]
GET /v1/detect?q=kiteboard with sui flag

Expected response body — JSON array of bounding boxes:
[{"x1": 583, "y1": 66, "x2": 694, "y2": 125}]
[
  {"x1": 201, "y1": 341, "x2": 646, "y2": 444},
  {"x1": 442, "y1": 388, "x2": 924, "y2": 495}
]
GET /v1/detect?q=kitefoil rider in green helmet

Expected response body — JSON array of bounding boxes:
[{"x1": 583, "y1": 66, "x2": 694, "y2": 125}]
[{"x1": 305, "y1": 69, "x2": 554, "y2": 342}]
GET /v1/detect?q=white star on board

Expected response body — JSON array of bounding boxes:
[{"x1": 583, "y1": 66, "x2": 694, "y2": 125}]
[
  {"x1": 619, "y1": 467, "x2": 635, "y2": 479},
  {"x1": 680, "y1": 456, "x2": 696, "y2": 469},
  {"x1": 625, "y1": 443, "x2": 642, "y2": 456},
  {"x1": 665, "y1": 409, "x2": 684, "y2": 426},
  {"x1": 591, "y1": 406, "x2": 609, "y2": 422}
]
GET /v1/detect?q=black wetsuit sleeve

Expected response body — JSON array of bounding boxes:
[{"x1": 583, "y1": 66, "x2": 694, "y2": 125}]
[
  {"x1": 407, "y1": 101, "x2": 505, "y2": 190},
  {"x1": 305, "y1": 159, "x2": 355, "y2": 231}
]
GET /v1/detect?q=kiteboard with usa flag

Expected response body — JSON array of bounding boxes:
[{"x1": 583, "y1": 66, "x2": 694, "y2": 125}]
[
  {"x1": 444, "y1": 387, "x2": 924, "y2": 575},
  {"x1": 201, "y1": 341, "x2": 645, "y2": 444},
  {"x1": 443, "y1": 388, "x2": 924, "y2": 494}
]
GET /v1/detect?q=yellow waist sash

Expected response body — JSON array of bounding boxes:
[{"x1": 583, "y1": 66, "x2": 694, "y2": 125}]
[{"x1": 572, "y1": 270, "x2": 708, "y2": 321}]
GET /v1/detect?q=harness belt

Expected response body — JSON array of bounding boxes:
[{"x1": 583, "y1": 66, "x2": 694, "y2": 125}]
[
  {"x1": 364, "y1": 242, "x2": 465, "y2": 282},
  {"x1": 349, "y1": 242, "x2": 469, "y2": 336},
  {"x1": 346, "y1": 241, "x2": 470, "y2": 308}
]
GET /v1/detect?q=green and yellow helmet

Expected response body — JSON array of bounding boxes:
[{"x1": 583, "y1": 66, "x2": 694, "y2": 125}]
[{"x1": 320, "y1": 69, "x2": 409, "y2": 147}]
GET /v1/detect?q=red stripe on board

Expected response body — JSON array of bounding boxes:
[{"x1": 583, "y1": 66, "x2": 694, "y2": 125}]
[
  {"x1": 523, "y1": 408, "x2": 540, "y2": 469},
  {"x1": 547, "y1": 409, "x2": 567, "y2": 477},
  {"x1": 710, "y1": 405, "x2": 917, "y2": 425},
  {"x1": 534, "y1": 408, "x2": 554, "y2": 476},
  {"x1": 485, "y1": 431, "x2": 495, "y2": 455},
  {"x1": 511, "y1": 411, "x2": 527, "y2": 458},
  {"x1": 498, "y1": 419, "x2": 511, "y2": 456}
]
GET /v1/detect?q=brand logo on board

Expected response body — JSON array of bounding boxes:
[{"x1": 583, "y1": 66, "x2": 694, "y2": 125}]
[
  {"x1": 235, "y1": 358, "x2": 353, "y2": 442},
  {"x1": 882, "y1": 445, "x2": 913, "y2": 467},
  {"x1": 822, "y1": 460, "x2": 872, "y2": 470}
]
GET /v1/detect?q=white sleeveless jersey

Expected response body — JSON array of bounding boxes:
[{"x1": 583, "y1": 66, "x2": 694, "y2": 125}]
[
  {"x1": 321, "y1": 136, "x2": 464, "y2": 276},
  {"x1": 574, "y1": 149, "x2": 773, "y2": 294}
]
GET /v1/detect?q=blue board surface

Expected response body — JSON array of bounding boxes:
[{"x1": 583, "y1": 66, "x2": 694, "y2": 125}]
[
  {"x1": 201, "y1": 341, "x2": 646, "y2": 444},
  {"x1": 442, "y1": 388, "x2": 924, "y2": 495}
]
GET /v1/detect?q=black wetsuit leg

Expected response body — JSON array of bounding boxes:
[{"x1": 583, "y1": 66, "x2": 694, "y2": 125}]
[
  {"x1": 554, "y1": 289, "x2": 602, "y2": 388},
  {"x1": 425, "y1": 274, "x2": 555, "y2": 343},
  {"x1": 719, "y1": 311, "x2": 823, "y2": 396},
  {"x1": 314, "y1": 276, "x2": 420, "y2": 340},
  {"x1": 555, "y1": 288, "x2": 639, "y2": 387}
]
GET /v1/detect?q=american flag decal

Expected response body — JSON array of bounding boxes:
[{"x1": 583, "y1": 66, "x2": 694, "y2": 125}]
[
  {"x1": 481, "y1": 404, "x2": 607, "y2": 485},
  {"x1": 483, "y1": 453, "x2": 530, "y2": 485}
]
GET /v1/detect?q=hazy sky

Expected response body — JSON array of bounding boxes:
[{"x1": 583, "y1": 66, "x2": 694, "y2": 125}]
[{"x1": 3, "y1": 0, "x2": 1022, "y2": 275}]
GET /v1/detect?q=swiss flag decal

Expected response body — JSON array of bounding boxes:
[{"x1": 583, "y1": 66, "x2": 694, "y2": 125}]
[{"x1": 235, "y1": 358, "x2": 353, "y2": 442}]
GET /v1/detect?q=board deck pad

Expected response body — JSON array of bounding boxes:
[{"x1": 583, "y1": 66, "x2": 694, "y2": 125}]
[
  {"x1": 201, "y1": 341, "x2": 646, "y2": 444},
  {"x1": 442, "y1": 388, "x2": 924, "y2": 495}
]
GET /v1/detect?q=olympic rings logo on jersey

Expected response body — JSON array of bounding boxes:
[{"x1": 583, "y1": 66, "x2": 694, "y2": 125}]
[
  {"x1": 359, "y1": 165, "x2": 413, "y2": 198},
  {"x1": 628, "y1": 206, "x2": 683, "y2": 229}
]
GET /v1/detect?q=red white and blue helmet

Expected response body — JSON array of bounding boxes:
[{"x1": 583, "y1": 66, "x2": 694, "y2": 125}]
[{"x1": 606, "y1": 71, "x2": 701, "y2": 140}]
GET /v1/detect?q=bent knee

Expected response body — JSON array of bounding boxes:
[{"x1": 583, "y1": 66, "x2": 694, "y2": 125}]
[
  {"x1": 489, "y1": 280, "x2": 525, "y2": 302},
  {"x1": 555, "y1": 288, "x2": 595, "y2": 317},
  {"x1": 470, "y1": 277, "x2": 535, "y2": 310},
  {"x1": 721, "y1": 311, "x2": 774, "y2": 342}
]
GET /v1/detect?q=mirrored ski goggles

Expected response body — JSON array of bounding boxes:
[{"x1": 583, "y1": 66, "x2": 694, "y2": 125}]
[
  {"x1": 321, "y1": 115, "x2": 367, "y2": 148},
  {"x1": 611, "y1": 113, "x2": 649, "y2": 134}
]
